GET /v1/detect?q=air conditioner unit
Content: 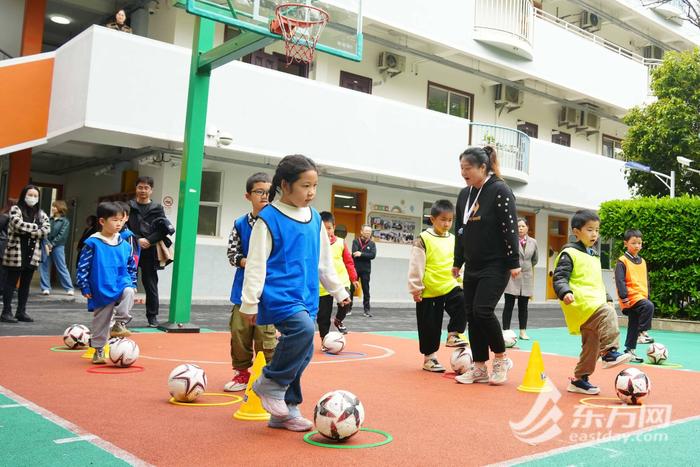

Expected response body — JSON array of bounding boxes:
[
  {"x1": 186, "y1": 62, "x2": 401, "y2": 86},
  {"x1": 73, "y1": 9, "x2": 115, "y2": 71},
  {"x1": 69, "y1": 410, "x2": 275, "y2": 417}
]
[
  {"x1": 558, "y1": 106, "x2": 580, "y2": 128},
  {"x1": 378, "y1": 51, "x2": 406, "y2": 76},
  {"x1": 581, "y1": 11, "x2": 601, "y2": 32},
  {"x1": 579, "y1": 110, "x2": 600, "y2": 132},
  {"x1": 494, "y1": 84, "x2": 523, "y2": 109},
  {"x1": 642, "y1": 45, "x2": 664, "y2": 60}
]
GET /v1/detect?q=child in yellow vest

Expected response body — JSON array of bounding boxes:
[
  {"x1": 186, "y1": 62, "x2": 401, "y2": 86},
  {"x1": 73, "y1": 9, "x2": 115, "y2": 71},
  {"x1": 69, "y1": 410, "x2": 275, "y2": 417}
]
[
  {"x1": 317, "y1": 212, "x2": 359, "y2": 346},
  {"x1": 408, "y1": 200, "x2": 467, "y2": 372},
  {"x1": 553, "y1": 210, "x2": 631, "y2": 395},
  {"x1": 614, "y1": 229, "x2": 655, "y2": 363}
]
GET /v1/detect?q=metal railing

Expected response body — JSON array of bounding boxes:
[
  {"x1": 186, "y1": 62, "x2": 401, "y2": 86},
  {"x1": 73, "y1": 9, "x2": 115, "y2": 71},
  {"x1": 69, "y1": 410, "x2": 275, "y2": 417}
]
[
  {"x1": 646, "y1": 58, "x2": 663, "y2": 95},
  {"x1": 535, "y1": 8, "x2": 656, "y2": 66},
  {"x1": 469, "y1": 123, "x2": 530, "y2": 174},
  {"x1": 474, "y1": 0, "x2": 535, "y2": 47}
]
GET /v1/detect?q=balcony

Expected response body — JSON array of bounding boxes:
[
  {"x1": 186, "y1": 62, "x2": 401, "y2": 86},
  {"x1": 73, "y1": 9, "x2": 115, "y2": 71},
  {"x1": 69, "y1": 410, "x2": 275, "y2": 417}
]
[
  {"x1": 469, "y1": 123, "x2": 530, "y2": 183},
  {"x1": 473, "y1": 0, "x2": 535, "y2": 60}
]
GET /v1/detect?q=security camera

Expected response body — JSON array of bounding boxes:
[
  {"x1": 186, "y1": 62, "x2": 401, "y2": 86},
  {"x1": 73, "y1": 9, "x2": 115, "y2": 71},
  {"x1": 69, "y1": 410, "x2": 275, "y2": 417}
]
[
  {"x1": 677, "y1": 156, "x2": 694, "y2": 167},
  {"x1": 217, "y1": 131, "x2": 233, "y2": 146}
]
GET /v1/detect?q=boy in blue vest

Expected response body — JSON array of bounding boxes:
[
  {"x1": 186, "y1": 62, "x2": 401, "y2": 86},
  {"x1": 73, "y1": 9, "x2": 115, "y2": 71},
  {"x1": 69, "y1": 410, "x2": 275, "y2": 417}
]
[
  {"x1": 408, "y1": 199, "x2": 467, "y2": 372},
  {"x1": 76, "y1": 202, "x2": 137, "y2": 364},
  {"x1": 553, "y1": 210, "x2": 631, "y2": 395},
  {"x1": 223, "y1": 173, "x2": 277, "y2": 392}
]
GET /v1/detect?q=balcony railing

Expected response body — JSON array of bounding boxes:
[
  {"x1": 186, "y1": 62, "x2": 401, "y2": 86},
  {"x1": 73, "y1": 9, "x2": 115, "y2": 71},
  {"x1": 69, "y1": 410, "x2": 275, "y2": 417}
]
[
  {"x1": 474, "y1": 0, "x2": 535, "y2": 60},
  {"x1": 469, "y1": 123, "x2": 530, "y2": 181},
  {"x1": 646, "y1": 58, "x2": 663, "y2": 96}
]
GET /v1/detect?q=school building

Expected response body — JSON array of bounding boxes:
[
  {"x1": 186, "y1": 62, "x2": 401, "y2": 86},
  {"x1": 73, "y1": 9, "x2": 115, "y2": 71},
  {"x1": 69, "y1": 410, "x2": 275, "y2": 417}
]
[{"x1": 2, "y1": 0, "x2": 698, "y2": 304}]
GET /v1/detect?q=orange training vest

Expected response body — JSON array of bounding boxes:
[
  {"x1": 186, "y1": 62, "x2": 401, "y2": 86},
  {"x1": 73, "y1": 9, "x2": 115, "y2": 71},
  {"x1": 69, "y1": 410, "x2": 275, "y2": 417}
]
[{"x1": 618, "y1": 255, "x2": 648, "y2": 309}]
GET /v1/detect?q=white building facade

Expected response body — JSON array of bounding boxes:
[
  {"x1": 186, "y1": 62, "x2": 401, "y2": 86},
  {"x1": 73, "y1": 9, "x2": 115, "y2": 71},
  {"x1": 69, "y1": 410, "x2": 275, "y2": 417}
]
[{"x1": 2, "y1": 0, "x2": 699, "y2": 304}]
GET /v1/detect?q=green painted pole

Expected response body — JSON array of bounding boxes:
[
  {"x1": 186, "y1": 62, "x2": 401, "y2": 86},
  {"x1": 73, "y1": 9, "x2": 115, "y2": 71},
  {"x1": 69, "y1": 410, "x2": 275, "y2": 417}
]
[{"x1": 162, "y1": 16, "x2": 215, "y2": 332}]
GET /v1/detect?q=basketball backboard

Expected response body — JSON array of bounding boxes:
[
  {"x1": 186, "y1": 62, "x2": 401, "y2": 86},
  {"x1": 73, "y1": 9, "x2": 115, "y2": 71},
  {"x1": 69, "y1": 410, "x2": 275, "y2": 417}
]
[{"x1": 180, "y1": 0, "x2": 363, "y2": 62}]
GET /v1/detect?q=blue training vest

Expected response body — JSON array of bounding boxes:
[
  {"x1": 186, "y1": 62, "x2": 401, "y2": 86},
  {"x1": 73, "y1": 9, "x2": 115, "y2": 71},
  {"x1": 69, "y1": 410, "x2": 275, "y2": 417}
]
[
  {"x1": 257, "y1": 205, "x2": 321, "y2": 325},
  {"x1": 229, "y1": 214, "x2": 253, "y2": 305},
  {"x1": 84, "y1": 236, "x2": 133, "y2": 311}
]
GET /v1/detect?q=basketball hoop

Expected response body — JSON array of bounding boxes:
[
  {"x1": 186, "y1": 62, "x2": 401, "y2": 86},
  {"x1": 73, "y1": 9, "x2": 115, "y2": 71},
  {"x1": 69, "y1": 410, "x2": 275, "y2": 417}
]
[{"x1": 270, "y1": 3, "x2": 329, "y2": 65}]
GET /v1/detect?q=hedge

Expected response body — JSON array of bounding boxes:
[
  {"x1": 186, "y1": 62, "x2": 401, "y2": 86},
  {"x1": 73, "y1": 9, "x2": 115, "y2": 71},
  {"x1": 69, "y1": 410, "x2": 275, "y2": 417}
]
[{"x1": 599, "y1": 196, "x2": 700, "y2": 320}]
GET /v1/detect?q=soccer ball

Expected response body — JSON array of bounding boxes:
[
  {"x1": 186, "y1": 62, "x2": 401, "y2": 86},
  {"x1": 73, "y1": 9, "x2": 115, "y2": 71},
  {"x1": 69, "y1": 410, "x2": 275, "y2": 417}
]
[
  {"x1": 615, "y1": 367, "x2": 650, "y2": 405},
  {"x1": 450, "y1": 347, "x2": 473, "y2": 375},
  {"x1": 646, "y1": 343, "x2": 668, "y2": 365},
  {"x1": 323, "y1": 332, "x2": 346, "y2": 354},
  {"x1": 108, "y1": 338, "x2": 139, "y2": 367},
  {"x1": 314, "y1": 390, "x2": 365, "y2": 441},
  {"x1": 168, "y1": 364, "x2": 207, "y2": 402},
  {"x1": 503, "y1": 330, "x2": 517, "y2": 348},
  {"x1": 63, "y1": 324, "x2": 91, "y2": 349}
]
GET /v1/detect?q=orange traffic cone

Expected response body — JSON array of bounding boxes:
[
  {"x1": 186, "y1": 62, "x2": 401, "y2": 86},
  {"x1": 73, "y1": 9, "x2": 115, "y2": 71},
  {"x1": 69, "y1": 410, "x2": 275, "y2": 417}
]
[
  {"x1": 233, "y1": 351, "x2": 271, "y2": 421},
  {"x1": 81, "y1": 343, "x2": 110, "y2": 359},
  {"x1": 517, "y1": 341, "x2": 552, "y2": 393}
]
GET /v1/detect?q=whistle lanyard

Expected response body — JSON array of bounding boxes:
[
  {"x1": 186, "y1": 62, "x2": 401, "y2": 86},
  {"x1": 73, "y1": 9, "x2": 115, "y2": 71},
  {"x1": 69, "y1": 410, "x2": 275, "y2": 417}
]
[{"x1": 463, "y1": 175, "x2": 491, "y2": 227}]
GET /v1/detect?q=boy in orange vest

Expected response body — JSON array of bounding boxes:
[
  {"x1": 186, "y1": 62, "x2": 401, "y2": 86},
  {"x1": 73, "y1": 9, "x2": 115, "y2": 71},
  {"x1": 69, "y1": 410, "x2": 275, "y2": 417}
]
[
  {"x1": 317, "y1": 212, "x2": 359, "y2": 346},
  {"x1": 614, "y1": 229, "x2": 655, "y2": 363}
]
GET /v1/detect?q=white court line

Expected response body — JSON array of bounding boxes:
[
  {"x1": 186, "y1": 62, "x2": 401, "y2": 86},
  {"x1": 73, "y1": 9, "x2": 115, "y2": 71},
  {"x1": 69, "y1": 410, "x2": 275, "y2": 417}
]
[
  {"x1": 54, "y1": 435, "x2": 98, "y2": 444},
  {"x1": 0, "y1": 384, "x2": 152, "y2": 466},
  {"x1": 488, "y1": 414, "x2": 700, "y2": 467},
  {"x1": 0, "y1": 404, "x2": 22, "y2": 408},
  {"x1": 139, "y1": 343, "x2": 395, "y2": 365}
]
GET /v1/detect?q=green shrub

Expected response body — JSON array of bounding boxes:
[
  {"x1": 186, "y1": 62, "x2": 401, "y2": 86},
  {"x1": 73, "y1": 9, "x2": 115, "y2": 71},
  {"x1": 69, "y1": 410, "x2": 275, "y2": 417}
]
[{"x1": 599, "y1": 197, "x2": 700, "y2": 320}]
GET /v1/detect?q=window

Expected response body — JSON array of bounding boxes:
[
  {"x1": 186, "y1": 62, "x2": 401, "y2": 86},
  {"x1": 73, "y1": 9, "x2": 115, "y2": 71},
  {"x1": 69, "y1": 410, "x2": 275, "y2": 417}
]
[
  {"x1": 427, "y1": 82, "x2": 474, "y2": 120},
  {"x1": 339, "y1": 71, "x2": 372, "y2": 94},
  {"x1": 198, "y1": 171, "x2": 222, "y2": 236},
  {"x1": 551, "y1": 131, "x2": 571, "y2": 147},
  {"x1": 599, "y1": 239, "x2": 614, "y2": 270},
  {"x1": 242, "y1": 49, "x2": 309, "y2": 78},
  {"x1": 602, "y1": 134, "x2": 624, "y2": 159},
  {"x1": 517, "y1": 122, "x2": 538, "y2": 138}
]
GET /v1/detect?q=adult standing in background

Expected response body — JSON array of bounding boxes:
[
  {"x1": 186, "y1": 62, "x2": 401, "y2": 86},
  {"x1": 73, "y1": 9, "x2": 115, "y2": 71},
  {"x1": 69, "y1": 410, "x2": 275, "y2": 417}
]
[
  {"x1": 1, "y1": 185, "x2": 50, "y2": 323},
  {"x1": 40, "y1": 200, "x2": 74, "y2": 296},
  {"x1": 128, "y1": 176, "x2": 167, "y2": 327},
  {"x1": 352, "y1": 224, "x2": 376, "y2": 317},
  {"x1": 502, "y1": 217, "x2": 538, "y2": 340},
  {"x1": 105, "y1": 9, "x2": 132, "y2": 33}
]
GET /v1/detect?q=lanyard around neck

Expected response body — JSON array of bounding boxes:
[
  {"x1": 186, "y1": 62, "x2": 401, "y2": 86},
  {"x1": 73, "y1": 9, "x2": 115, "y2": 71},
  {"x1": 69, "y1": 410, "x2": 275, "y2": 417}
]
[{"x1": 463, "y1": 175, "x2": 491, "y2": 225}]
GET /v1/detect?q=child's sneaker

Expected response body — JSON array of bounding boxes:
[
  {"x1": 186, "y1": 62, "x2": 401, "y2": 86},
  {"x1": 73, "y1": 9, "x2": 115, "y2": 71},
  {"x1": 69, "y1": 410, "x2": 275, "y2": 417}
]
[
  {"x1": 601, "y1": 349, "x2": 632, "y2": 368},
  {"x1": 334, "y1": 319, "x2": 348, "y2": 335},
  {"x1": 91, "y1": 348, "x2": 106, "y2": 364},
  {"x1": 489, "y1": 357, "x2": 513, "y2": 385},
  {"x1": 637, "y1": 334, "x2": 654, "y2": 344},
  {"x1": 268, "y1": 416, "x2": 314, "y2": 431},
  {"x1": 455, "y1": 365, "x2": 489, "y2": 384},
  {"x1": 422, "y1": 358, "x2": 446, "y2": 372},
  {"x1": 251, "y1": 380, "x2": 289, "y2": 418},
  {"x1": 446, "y1": 333, "x2": 468, "y2": 347},
  {"x1": 110, "y1": 321, "x2": 131, "y2": 338},
  {"x1": 567, "y1": 376, "x2": 600, "y2": 395},
  {"x1": 223, "y1": 369, "x2": 250, "y2": 392},
  {"x1": 624, "y1": 349, "x2": 643, "y2": 363}
]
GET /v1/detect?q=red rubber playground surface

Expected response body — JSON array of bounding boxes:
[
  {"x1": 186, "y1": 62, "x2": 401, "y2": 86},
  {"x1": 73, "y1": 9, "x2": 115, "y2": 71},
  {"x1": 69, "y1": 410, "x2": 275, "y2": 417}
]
[{"x1": 1, "y1": 331, "x2": 700, "y2": 466}]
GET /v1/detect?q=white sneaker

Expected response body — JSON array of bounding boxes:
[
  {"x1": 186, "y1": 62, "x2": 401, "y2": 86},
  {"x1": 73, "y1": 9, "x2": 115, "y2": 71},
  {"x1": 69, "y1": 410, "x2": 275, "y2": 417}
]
[
  {"x1": 489, "y1": 358, "x2": 514, "y2": 385},
  {"x1": 422, "y1": 358, "x2": 446, "y2": 372},
  {"x1": 41, "y1": 290, "x2": 50, "y2": 296},
  {"x1": 455, "y1": 366, "x2": 489, "y2": 384},
  {"x1": 65, "y1": 289, "x2": 74, "y2": 296}
]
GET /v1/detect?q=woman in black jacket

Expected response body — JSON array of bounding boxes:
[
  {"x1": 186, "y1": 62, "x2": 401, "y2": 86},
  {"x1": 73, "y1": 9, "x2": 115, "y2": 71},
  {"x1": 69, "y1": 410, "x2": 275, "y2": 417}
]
[{"x1": 452, "y1": 146, "x2": 521, "y2": 386}]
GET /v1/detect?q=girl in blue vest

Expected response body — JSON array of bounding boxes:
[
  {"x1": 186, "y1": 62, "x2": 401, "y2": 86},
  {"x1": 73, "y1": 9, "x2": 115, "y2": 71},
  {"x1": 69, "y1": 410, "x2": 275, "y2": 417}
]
[{"x1": 240, "y1": 154, "x2": 350, "y2": 432}]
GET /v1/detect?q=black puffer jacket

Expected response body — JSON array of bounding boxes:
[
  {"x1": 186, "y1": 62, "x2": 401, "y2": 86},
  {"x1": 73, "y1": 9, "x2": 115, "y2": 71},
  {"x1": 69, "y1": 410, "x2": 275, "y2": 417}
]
[{"x1": 127, "y1": 200, "x2": 167, "y2": 245}]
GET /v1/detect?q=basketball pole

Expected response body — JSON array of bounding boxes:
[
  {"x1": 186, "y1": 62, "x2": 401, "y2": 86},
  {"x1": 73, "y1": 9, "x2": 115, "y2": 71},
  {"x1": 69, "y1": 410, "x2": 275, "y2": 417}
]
[{"x1": 164, "y1": 14, "x2": 274, "y2": 332}]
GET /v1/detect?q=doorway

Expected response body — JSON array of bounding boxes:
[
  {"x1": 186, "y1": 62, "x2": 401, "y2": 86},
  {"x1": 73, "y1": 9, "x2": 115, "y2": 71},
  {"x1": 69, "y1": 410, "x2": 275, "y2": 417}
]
[
  {"x1": 546, "y1": 216, "x2": 569, "y2": 300},
  {"x1": 330, "y1": 186, "x2": 366, "y2": 243}
]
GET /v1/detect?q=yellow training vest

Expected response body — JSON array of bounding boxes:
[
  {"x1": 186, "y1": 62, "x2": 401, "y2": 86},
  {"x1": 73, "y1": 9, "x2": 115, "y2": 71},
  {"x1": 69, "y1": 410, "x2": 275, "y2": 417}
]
[
  {"x1": 618, "y1": 255, "x2": 648, "y2": 309},
  {"x1": 555, "y1": 247, "x2": 607, "y2": 335},
  {"x1": 420, "y1": 230, "x2": 459, "y2": 298},
  {"x1": 319, "y1": 239, "x2": 350, "y2": 296}
]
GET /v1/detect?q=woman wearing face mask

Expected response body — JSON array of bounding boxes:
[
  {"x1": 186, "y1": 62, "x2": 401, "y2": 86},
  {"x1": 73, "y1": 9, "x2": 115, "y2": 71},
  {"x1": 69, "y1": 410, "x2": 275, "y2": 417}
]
[{"x1": 1, "y1": 185, "x2": 50, "y2": 323}]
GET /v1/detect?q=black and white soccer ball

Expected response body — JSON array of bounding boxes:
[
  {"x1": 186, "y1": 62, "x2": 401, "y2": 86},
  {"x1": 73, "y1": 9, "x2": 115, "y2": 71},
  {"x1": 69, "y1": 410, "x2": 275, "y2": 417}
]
[
  {"x1": 314, "y1": 390, "x2": 365, "y2": 441},
  {"x1": 168, "y1": 364, "x2": 207, "y2": 402},
  {"x1": 108, "y1": 338, "x2": 139, "y2": 367},
  {"x1": 646, "y1": 343, "x2": 668, "y2": 365},
  {"x1": 615, "y1": 367, "x2": 650, "y2": 405},
  {"x1": 63, "y1": 324, "x2": 91, "y2": 349},
  {"x1": 450, "y1": 347, "x2": 473, "y2": 375},
  {"x1": 322, "y1": 332, "x2": 346, "y2": 354}
]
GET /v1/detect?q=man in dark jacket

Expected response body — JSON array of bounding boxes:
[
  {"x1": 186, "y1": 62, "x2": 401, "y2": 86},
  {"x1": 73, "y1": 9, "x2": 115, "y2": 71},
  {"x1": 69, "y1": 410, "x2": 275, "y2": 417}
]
[
  {"x1": 352, "y1": 224, "x2": 377, "y2": 317},
  {"x1": 128, "y1": 176, "x2": 167, "y2": 327}
]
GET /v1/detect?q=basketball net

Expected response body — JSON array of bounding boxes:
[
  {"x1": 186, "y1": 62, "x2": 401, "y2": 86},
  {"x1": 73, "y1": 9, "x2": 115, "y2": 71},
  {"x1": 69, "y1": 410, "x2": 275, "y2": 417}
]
[{"x1": 270, "y1": 3, "x2": 329, "y2": 65}]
